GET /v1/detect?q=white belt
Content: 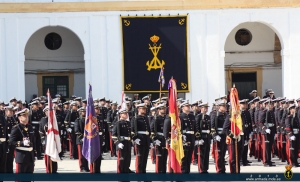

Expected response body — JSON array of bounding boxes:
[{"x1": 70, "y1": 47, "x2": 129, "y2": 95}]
[
  {"x1": 99, "y1": 132, "x2": 103, "y2": 135},
  {"x1": 157, "y1": 132, "x2": 164, "y2": 136},
  {"x1": 32, "y1": 121, "x2": 39, "y2": 124},
  {"x1": 8, "y1": 134, "x2": 10, "y2": 137},
  {"x1": 265, "y1": 123, "x2": 274, "y2": 127},
  {"x1": 16, "y1": 147, "x2": 33, "y2": 151},
  {"x1": 0, "y1": 138, "x2": 6, "y2": 142},
  {"x1": 120, "y1": 136, "x2": 131, "y2": 140},
  {"x1": 293, "y1": 129, "x2": 299, "y2": 134},
  {"x1": 138, "y1": 131, "x2": 149, "y2": 135},
  {"x1": 70, "y1": 125, "x2": 74, "y2": 127},
  {"x1": 32, "y1": 126, "x2": 36, "y2": 129},
  {"x1": 217, "y1": 128, "x2": 223, "y2": 131},
  {"x1": 202, "y1": 130, "x2": 210, "y2": 134},
  {"x1": 71, "y1": 122, "x2": 75, "y2": 125},
  {"x1": 186, "y1": 131, "x2": 194, "y2": 134}
]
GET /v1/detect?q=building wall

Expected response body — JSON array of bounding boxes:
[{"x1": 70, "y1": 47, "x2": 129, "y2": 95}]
[{"x1": 0, "y1": 8, "x2": 299, "y2": 105}]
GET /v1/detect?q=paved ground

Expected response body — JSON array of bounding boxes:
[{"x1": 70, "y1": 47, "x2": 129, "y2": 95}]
[{"x1": 22, "y1": 147, "x2": 296, "y2": 174}]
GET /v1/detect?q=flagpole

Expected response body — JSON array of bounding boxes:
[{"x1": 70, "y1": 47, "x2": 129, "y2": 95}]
[{"x1": 159, "y1": 82, "x2": 162, "y2": 103}]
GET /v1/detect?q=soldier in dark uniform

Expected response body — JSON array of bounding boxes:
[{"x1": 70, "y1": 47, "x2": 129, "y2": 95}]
[
  {"x1": 179, "y1": 101, "x2": 195, "y2": 173},
  {"x1": 62, "y1": 101, "x2": 70, "y2": 152},
  {"x1": 0, "y1": 107, "x2": 7, "y2": 173},
  {"x1": 195, "y1": 102, "x2": 211, "y2": 173},
  {"x1": 277, "y1": 99, "x2": 287, "y2": 162},
  {"x1": 150, "y1": 103, "x2": 168, "y2": 173},
  {"x1": 248, "y1": 90, "x2": 258, "y2": 101},
  {"x1": 9, "y1": 108, "x2": 36, "y2": 173},
  {"x1": 285, "y1": 104, "x2": 300, "y2": 167},
  {"x1": 105, "y1": 100, "x2": 112, "y2": 111},
  {"x1": 142, "y1": 96, "x2": 151, "y2": 116},
  {"x1": 149, "y1": 106, "x2": 157, "y2": 165},
  {"x1": 99, "y1": 98, "x2": 109, "y2": 153},
  {"x1": 4, "y1": 105, "x2": 18, "y2": 173},
  {"x1": 9, "y1": 97, "x2": 17, "y2": 107},
  {"x1": 259, "y1": 99, "x2": 276, "y2": 167},
  {"x1": 39, "y1": 106, "x2": 58, "y2": 173},
  {"x1": 107, "y1": 101, "x2": 118, "y2": 157},
  {"x1": 81, "y1": 99, "x2": 87, "y2": 108},
  {"x1": 131, "y1": 103, "x2": 150, "y2": 173},
  {"x1": 64, "y1": 101, "x2": 79, "y2": 159},
  {"x1": 223, "y1": 112, "x2": 244, "y2": 174},
  {"x1": 255, "y1": 98, "x2": 266, "y2": 162},
  {"x1": 211, "y1": 99, "x2": 227, "y2": 173},
  {"x1": 191, "y1": 100, "x2": 201, "y2": 165},
  {"x1": 248, "y1": 99, "x2": 255, "y2": 158},
  {"x1": 28, "y1": 100, "x2": 43, "y2": 159},
  {"x1": 112, "y1": 108, "x2": 132, "y2": 173},
  {"x1": 0, "y1": 101, "x2": 5, "y2": 117},
  {"x1": 133, "y1": 94, "x2": 140, "y2": 102},
  {"x1": 92, "y1": 103, "x2": 105, "y2": 173},
  {"x1": 132, "y1": 100, "x2": 141, "y2": 116},
  {"x1": 74, "y1": 107, "x2": 89, "y2": 172},
  {"x1": 240, "y1": 99, "x2": 252, "y2": 166},
  {"x1": 74, "y1": 97, "x2": 82, "y2": 108}
]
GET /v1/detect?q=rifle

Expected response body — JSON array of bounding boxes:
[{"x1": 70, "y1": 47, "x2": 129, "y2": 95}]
[
  {"x1": 290, "y1": 105, "x2": 296, "y2": 150},
  {"x1": 109, "y1": 109, "x2": 115, "y2": 157},
  {"x1": 198, "y1": 113, "x2": 204, "y2": 172}
]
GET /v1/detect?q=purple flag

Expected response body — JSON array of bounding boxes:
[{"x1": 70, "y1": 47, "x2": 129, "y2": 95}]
[{"x1": 82, "y1": 84, "x2": 101, "y2": 165}]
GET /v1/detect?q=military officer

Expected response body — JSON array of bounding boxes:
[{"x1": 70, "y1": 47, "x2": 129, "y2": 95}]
[
  {"x1": 74, "y1": 107, "x2": 89, "y2": 172},
  {"x1": 10, "y1": 97, "x2": 17, "y2": 107},
  {"x1": 142, "y1": 96, "x2": 151, "y2": 116},
  {"x1": 149, "y1": 106, "x2": 157, "y2": 165},
  {"x1": 132, "y1": 100, "x2": 141, "y2": 117},
  {"x1": 240, "y1": 99, "x2": 252, "y2": 166},
  {"x1": 92, "y1": 103, "x2": 105, "y2": 173},
  {"x1": 28, "y1": 100, "x2": 43, "y2": 160},
  {"x1": 285, "y1": 104, "x2": 300, "y2": 167},
  {"x1": 179, "y1": 101, "x2": 195, "y2": 173},
  {"x1": 0, "y1": 107, "x2": 7, "y2": 173},
  {"x1": 211, "y1": 99, "x2": 228, "y2": 173},
  {"x1": 248, "y1": 99, "x2": 256, "y2": 158},
  {"x1": 64, "y1": 101, "x2": 79, "y2": 159},
  {"x1": 150, "y1": 103, "x2": 168, "y2": 173},
  {"x1": 277, "y1": 99, "x2": 287, "y2": 162},
  {"x1": 39, "y1": 106, "x2": 58, "y2": 173},
  {"x1": 131, "y1": 103, "x2": 151, "y2": 173},
  {"x1": 255, "y1": 98, "x2": 266, "y2": 162},
  {"x1": 133, "y1": 94, "x2": 140, "y2": 102},
  {"x1": 107, "y1": 101, "x2": 118, "y2": 157},
  {"x1": 259, "y1": 99, "x2": 276, "y2": 167},
  {"x1": 112, "y1": 108, "x2": 132, "y2": 173},
  {"x1": 4, "y1": 105, "x2": 19, "y2": 173},
  {"x1": 82, "y1": 99, "x2": 87, "y2": 108},
  {"x1": 9, "y1": 108, "x2": 36, "y2": 173},
  {"x1": 195, "y1": 102, "x2": 211, "y2": 173},
  {"x1": 74, "y1": 97, "x2": 82, "y2": 108},
  {"x1": 0, "y1": 102, "x2": 5, "y2": 117},
  {"x1": 191, "y1": 100, "x2": 201, "y2": 165},
  {"x1": 99, "y1": 98, "x2": 109, "y2": 153}
]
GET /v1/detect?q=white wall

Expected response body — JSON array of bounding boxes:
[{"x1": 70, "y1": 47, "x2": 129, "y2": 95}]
[
  {"x1": 1, "y1": 8, "x2": 300, "y2": 105},
  {"x1": 24, "y1": 26, "x2": 85, "y2": 101},
  {"x1": 262, "y1": 68, "x2": 283, "y2": 97}
]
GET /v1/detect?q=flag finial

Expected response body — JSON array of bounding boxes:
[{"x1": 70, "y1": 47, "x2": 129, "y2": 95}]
[{"x1": 233, "y1": 83, "x2": 235, "y2": 88}]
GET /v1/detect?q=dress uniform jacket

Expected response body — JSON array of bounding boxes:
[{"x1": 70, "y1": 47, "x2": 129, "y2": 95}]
[
  {"x1": 74, "y1": 116, "x2": 89, "y2": 171},
  {"x1": 285, "y1": 114, "x2": 300, "y2": 166},
  {"x1": 9, "y1": 123, "x2": 36, "y2": 173},
  {"x1": 0, "y1": 115, "x2": 7, "y2": 173},
  {"x1": 64, "y1": 109, "x2": 79, "y2": 159},
  {"x1": 5, "y1": 116, "x2": 18, "y2": 173},
  {"x1": 241, "y1": 110, "x2": 252, "y2": 141}
]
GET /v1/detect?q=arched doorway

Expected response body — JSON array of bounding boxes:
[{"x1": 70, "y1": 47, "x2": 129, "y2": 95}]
[
  {"x1": 24, "y1": 26, "x2": 85, "y2": 101},
  {"x1": 224, "y1": 22, "x2": 282, "y2": 99}
]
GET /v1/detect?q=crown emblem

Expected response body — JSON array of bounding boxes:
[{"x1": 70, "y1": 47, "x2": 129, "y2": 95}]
[
  {"x1": 285, "y1": 165, "x2": 292, "y2": 171},
  {"x1": 150, "y1": 35, "x2": 160, "y2": 43}
]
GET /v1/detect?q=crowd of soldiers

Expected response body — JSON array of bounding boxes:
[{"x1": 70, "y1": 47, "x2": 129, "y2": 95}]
[{"x1": 0, "y1": 89, "x2": 299, "y2": 174}]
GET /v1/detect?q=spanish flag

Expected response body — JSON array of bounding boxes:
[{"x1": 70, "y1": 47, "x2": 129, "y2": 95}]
[
  {"x1": 230, "y1": 86, "x2": 243, "y2": 138},
  {"x1": 168, "y1": 78, "x2": 184, "y2": 173}
]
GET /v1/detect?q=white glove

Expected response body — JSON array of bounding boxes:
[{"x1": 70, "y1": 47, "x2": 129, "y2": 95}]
[
  {"x1": 154, "y1": 140, "x2": 161, "y2": 146},
  {"x1": 67, "y1": 128, "x2": 72, "y2": 133},
  {"x1": 102, "y1": 142, "x2": 105, "y2": 146},
  {"x1": 290, "y1": 136, "x2": 296, "y2": 141},
  {"x1": 215, "y1": 135, "x2": 221, "y2": 142},
  {"x1": 244, "y1": 140, "x2": 248, "y2": 146},
  {"x1": 266, "y1": 129, "x2": 271, "y2": 134},
  {"x1": 23, "y1": 139, "x2": 30, "y2": 146},
  {"x1": 42, "y1": 140, "x2": 45, "y2": 145},
  {"x1": 150, "y1": 143, "x2": 153, "y2": 148},
  {"x1": 134, "y1": 138, "x2": 141, "y2": 145},
  {"x1": 118, "y1": 143, "x2": 124, "y2": 149},
  {"x1": 194, "y1": 140, "x2": 199, "y2": 146},
  {"x1": 199, "y1": 139, "x2": 204, "y2": 145},
  {"x1": 237, "y1": 135, "x2": 241, "y2": 142},
  {"x1": 182, "y1": 135, "x2": 187, "y2": 142},
  {"x1": 35, "y1": 157, "x2": 38, "y2": 161},
  {"x1": 80, "y1": 138, "x2": 83, "y2": 143}
]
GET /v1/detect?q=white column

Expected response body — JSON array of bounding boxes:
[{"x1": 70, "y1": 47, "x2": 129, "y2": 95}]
[{"x1": 18, "y1": 55, "x2": 25, "y2": 100}]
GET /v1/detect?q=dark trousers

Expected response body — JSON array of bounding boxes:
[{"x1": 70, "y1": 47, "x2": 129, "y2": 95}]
[
  {"x1": 92, "y1": 155, "x2": 102, "y2": 173},
  {"x1": 117, "y1": 143, "x2": 131, "y2": 173},
  {"x1": 249, "y1": 133, "x2": 256, "y2": 157},
  {"x1": 198, "y1": 138, "x2": 210, "y2": 173},
  {"x1": 33, "y1": 127, "x2": 42, "y2": 157},
  {"x1": 242, "y1": 143, "x2": 249, "y2": 164},
  {"x1": 228, "y1": 137, "x2": 243, "y2": 173},
  {"x1": 104, "y1": 123, "x2": 110, "y2": 152},
  {"x1": 44, "y1": 155, "x2": 58, "y2": 173},
  {"x1": 135, "y1": 144, "x2": 149, "y2": 173},
  {"x1": 280, "y1": 133, "x2": 287, "y2": 161},
  {"x1": 155, "y1": 146, "x2": 168, "y2": 173},
  {"x1": 214, "y1": 134, "x2": 226, "y2": 173},
  {"x1": 193, "y1": 146, "x2": 198, "y2": 164},
  {"x1": 16, "y1": 162, "x2": 34, "y2": 173},
  {"x1": 6, "y1": 145, "x2": 15, "y2": 173},
  {"x1": 255, "y1": 133, "x2": 262, "y2": 160},
  {"x1": 261, "y1": 132, "x2": 274, "y2": 164},
  {"x1": 287, "y1": 134, "x2": 299, "y2": 166},
  {"x1": 71, "y1": 131, "x2": 78, "y2": 159},
  {"x1": 0, "y1": 145, "x2": 6, "y2": 173},
  {"x1": 77, "y1": 144, "x2": 89, "y2": 171},
  {"x1": 181, "y1": 145, "x2": 193, "y2": 173}
]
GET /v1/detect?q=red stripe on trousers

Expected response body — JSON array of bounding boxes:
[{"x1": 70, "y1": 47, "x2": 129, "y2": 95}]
[
  {"x1": 155, "y1": 147, "x2": 158, "y2": 173},
  {"x1": 135, "y1": 145, "x2": 139, "y2": 173},
  {"x1": 117, "y1": 150, "x2": 120, "y2": 173},
  {"x1": 215, "y1": 142, "x2": 220, "y2": 173},
  {"x1": 198, "y1": 146, "x2": 201, "y2": 173}
]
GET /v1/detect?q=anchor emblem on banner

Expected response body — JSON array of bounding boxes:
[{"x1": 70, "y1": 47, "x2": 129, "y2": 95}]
[{"x1": 146, "y1": 35, "x2": 165, "y2": 71}]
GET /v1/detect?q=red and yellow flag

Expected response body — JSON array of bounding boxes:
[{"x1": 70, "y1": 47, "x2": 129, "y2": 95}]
[
  {"x1": 230, "y1": 86, "x2": 243, "y2": 138},
  {"x1": 168, "y1": 78, "x2": 184, "y2": 173}
]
